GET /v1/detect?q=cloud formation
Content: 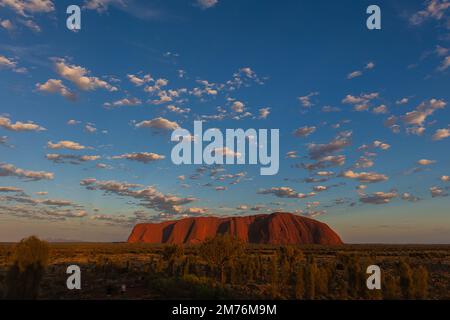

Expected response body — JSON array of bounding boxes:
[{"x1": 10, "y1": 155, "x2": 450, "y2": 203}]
[
  {"x1": 47, "y1": 140, "x2": 87, "y2": 150},
  {"x1": 135, "y1": 117, "x2": 180, "y2": 131},
  {"x1": 46, "y1": 154, "x2": 100, "y2": 164},
  {"x1": 257, "y1": 187, "x2": 313, "y2": 199},
  {"x1": 0, "y1": 163, "x2": 54, "y2": 181},
  {"x1": 80, "y1": 178, "x2": 196, "y2": 215},
  {"x1": 55, "y1": 59, "x2": 118, "y2": 92},
  {"x1": 293, "y1": 126, "x2": 316, "y2": 137},
  {"x1": 360, "y1": 191, "x2": 397, "y2": 204},
  {"x1": 112, "y1": 152, "x2": 165, "y2": 163},
  {"x1": 341, "y1": 170, "x2": 388, "y2": 183},
  {"x1": 36, "y1": 79, "x2": 76, "y2": 101}
]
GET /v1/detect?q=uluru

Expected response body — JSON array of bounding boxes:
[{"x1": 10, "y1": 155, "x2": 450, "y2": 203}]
[{"x1": 128, "y1": 212, "x2": 343, "y2": 245}]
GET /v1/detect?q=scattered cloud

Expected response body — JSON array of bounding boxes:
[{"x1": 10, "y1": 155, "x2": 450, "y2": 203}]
[
  {"x1": 36, "y1": 79, "x2": 77, "y2": 101},
  {"x1": 0, "y1": 0, "x2": 54, "y2": 16},
  {"x1": 341, "y1": 170, "x2": 389, "y2": 183},
  {"x1": 360, "y1": 191, "x2": 397, "y2": 204},
  {"x1": 231, "y1": 101, "x2": 245, "y2": 113},
  {"x1": 293, "y1": 126, "x2": 316, "y2": 137},
  {"x1": 417, "y1": 159, "x2": 436, "y2": 165},
  {"x1": 258, "y1": 107, "x2": 270, "y2": 119},
  {"x1": 409, "y1": 0, "x2": 450, "y2": 26},
  {"x1": 47, "y1": 140, "x2": 87, "y2": 150},
  {"x1": 80, "y1": 178, "x2": 196, "y2": 215},
  {"x1": 196, "y1": 0, "x2": 218, "y2": 9},
  {"x1": 430, "y1": 186, "x2": 448, "y2": 197},
  {"x1": 135, "y1": 117, "x2": 180, "y2": 131},
  {"x1": 347, "y1": 61, "x2": 375, "y2": 79},
  {"x1": 46, "y1": 154, "x2": 100, "y2": 164},
  {"x1": 307, "y1": 131, "x2": 352, "y2": 160},
  {"x1": 112, "y1": 152, "x2": 165, "y2": 163},
  {"x1": 0, "y1": 186, "x2": 23, "y2": 193},
  {"x1": 298, "y1": 92, "x2": 319, "y2": 108},
  {"x1": 432, "y1": 128, "x2": 450, "y2": 140},
  {"x1": 54, "y1": 58, "x2": 118, "y2": 92},
  {"x1": 0, "y1": 116, "x2": 45, "y2": 132},
  {"x1": 104, "y1": 97, "x2": 142, "y2": 108},
  {"x1": 127, "y1": 73, "x2": 152, "y2": 86},
  {"x1": 258, "y1": 187, "x2": 312, "y2": 199},
  {"x1": 0, "y1": 19, "x2": 14, "y2": 30}
]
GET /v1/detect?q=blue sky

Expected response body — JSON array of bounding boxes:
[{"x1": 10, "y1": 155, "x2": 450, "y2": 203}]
[{"x1": 0, "y1": 0, "x2": 449, "y2": 242}]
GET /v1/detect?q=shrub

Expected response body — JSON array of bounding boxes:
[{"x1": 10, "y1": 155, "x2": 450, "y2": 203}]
[{"x1": 5, "y1": 236, "x2": 49, "y2": 299}]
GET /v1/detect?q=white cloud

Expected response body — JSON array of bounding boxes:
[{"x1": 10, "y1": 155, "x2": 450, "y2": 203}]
[
  {"x1": 112, "y1": 152, "x2": 165, "y2": 163},
  {"x1": 293, "y1": 126, "x2": 316, "y2": 137},
  {"x1": 0, "y1": 19, "x2": 14, "y2": 30},
  {"x1": 430, "y1": 186, "x2": 448, "y2": 197},
  {"x1": 432, "y1": 128, "x2": 450, "y2": 140},
  {"x1": 0, "y1": 0, "x2": 55, "y2": 17},
  {"x1": 258, "y1": 186, "x2": 311, "y2": 199},
  {"x1": 372, "y1": 104, "x2": 388, "y2": 114},
  {"x1": 360, "y1": 191, "x2": 397, "y2": 204},
  {"x1": 0, "y1": 186, "x2": 23, "y2": 192},
  {"x1": 196, "y1": 0, "x2": 218, "y2": 9},
  {"x1": 0, "y1": 55, "x2": 17, "y2": 69},
  {"x1": 104, "y1": 97, "x2": 142, "y2": 108},
  {"x1": 0, "y1": 116, "x2": 45, "y2": 132},
  {"x1": 307, "y1": 131, "x2": 352, "y2": 160},
  {"x1": 0, "y1": 162, "x2": 54, "y2": 181},
  {"x1": 47, "y1": 140, "x2": 87, "y2": 150},
  {"x1": 410, "y1": 0, "x2": 450, "y2": 25},
  {"x1": 55, "y1": 59, "x2": 117, "y2": 92},
  {"x1": 80, "y1": 178, "x2": 196, "y2": 215},
  {"x1": 83, "y1": 0, "x2": 124, "y2": 13},
  {"x1": 166, "y1": 105, "x2": 191, "y2": 114},
  {"x1": 231, "y1": 101, "x2": 245, "y2": 113},
  {"x1": 341, "y1": 170, "x2": 388, "y2": 183},
  {"x1": 46, "y1": 154, "x2": 100, "y2": 164},
  {"x1": 135, "y1": 117, "x2": 180, "y2": 131},
  {"x1": 401, "y1": 98, "x2": 446, "y2": 127},
  {"x1": 347, "y1": 71, "x2": 362, "y2": 79},
  {"x1": 258, "y1": 107, "x2": 270, "y2": 119},
  {"x1": 36, "y1": 79, "x2": 76, "y2": 101},
  {"x1": 417, "y1": 159, "x2": 436, "y2": 165},
  {"x1": 396, "y1": 97, "x2": 409, "y2": 105},
  {"x1": 84, "y1": 123, "x2": 97, "y2": 133},
  {"x1": 298, "y1": 92, "x2": 319, "y2": 108},
  {"x1": 127, "y1": 73, "x2": 152, "y2": 86}
]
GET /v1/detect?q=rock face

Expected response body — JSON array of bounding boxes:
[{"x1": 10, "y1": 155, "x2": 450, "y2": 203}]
[{"x1": 127, "y1": 212, "x2": 343, "y2": 245}]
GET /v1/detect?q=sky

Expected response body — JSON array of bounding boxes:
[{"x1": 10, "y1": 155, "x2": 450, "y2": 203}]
[{"x1": 0, "y1": 0, "x2": 449, "y2": 243}]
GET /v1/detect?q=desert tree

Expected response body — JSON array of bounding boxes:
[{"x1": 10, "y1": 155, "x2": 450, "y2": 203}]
[
  {"x1": 162, "y1": 244, "x2": 184, "y2": 276},
  {"x1": 198, "y1": 234, "x2": 244, "y2": 285},
  {"x1": 5, "y1": 236, "x2": 49, "y2": 300}
]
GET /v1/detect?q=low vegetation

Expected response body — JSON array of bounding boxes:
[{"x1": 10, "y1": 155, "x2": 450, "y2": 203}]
[{"x1": 0, "y1": 236, "x2": 449, "y2": 299}]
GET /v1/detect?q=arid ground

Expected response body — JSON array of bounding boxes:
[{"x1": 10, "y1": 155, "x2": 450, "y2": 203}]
[{"x1": 1, "y1": 242, "x2": 450, "y2": 300}]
